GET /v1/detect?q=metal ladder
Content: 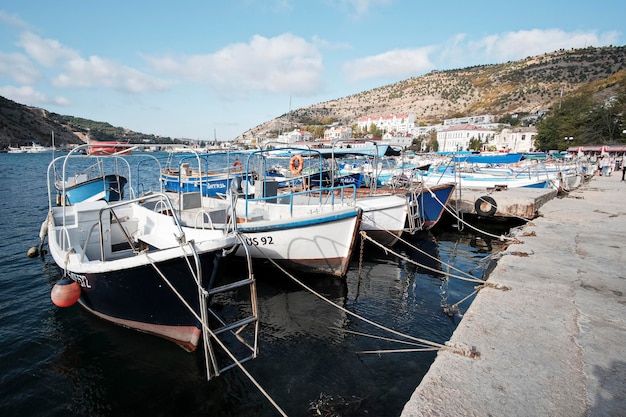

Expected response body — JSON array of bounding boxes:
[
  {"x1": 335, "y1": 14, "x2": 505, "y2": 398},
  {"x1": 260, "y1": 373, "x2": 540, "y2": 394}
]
[
  {"x1": 198, "y1": 234, "x2": 259, "y2": 381},
  {"x1": 406, "y1": 188, "x2": 425, "y2": 233}
]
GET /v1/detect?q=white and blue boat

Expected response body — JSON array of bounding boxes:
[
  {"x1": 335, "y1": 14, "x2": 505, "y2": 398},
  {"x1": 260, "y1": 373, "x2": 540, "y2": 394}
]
[
  {"x1": 160, "y1": 151, "x2": 256, "y2": 198},
  {"x1": 52, "y1": 156, "x2": 129, "y2": 205},
  {"x1": 163, "y1": 148, "x2": 363, "y2": 277}
]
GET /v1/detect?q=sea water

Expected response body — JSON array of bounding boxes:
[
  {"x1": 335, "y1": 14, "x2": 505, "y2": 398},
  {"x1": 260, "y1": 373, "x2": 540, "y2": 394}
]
[{"x1": 0, "y1": 151, "x2": 514, "y2": 416}]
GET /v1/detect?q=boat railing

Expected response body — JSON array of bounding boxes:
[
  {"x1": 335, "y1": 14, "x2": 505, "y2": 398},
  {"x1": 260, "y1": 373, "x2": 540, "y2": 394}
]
[
  {"x1": 46, "y1": 143, "x2": 167, "y2": 211},
  {"x1": 240, "y1": 183, "x2": 358, "y2": 219},
  {"x1": 166, "y1": 150, "x2": 254, "y2": 213},
  {"x1": 73, "y1": 192, "x2": 198, "y2": 262}
]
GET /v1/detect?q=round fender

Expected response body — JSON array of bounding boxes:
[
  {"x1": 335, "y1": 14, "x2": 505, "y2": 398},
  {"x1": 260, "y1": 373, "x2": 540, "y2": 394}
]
[{"x1": 474, "y1": 195, "x2": 497, "y2": 217}]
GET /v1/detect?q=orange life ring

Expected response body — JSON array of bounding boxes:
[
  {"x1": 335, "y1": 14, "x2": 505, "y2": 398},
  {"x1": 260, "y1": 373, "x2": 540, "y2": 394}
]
[
  {"x1": 289, "y1": 155, "x2": 303, "y2": 175},
  {"x1": 233, "y1": 160, "x2": 242, "y2": 171}
]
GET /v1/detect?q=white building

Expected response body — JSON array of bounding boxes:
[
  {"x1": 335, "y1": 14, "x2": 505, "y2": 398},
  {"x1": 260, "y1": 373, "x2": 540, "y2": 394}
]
[
  {"x1": 277, "y1": 129, "x2": 313, "y2": 144},
  {"x1": 382, "y1": 132, "x2": 413, "y2": 148},
  {"x1": 492, "y1": 127, "x2": 537, "y2": 153},
  {"x1": 437, "y1": 124, "x2": 497, "y2": 152},
  {"x1": 443, "y1": 114, "x2": 498, "y2": 126},
  {"x1": 356, "y1": 112, "x2": 415, "y2": 133},
  {"x1": 324, "y1": 126, "x2": 352, "y2": 142}
]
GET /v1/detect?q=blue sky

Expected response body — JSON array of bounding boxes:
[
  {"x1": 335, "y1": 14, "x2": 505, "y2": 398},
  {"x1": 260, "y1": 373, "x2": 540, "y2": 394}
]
[{"x1": 0, "y1": 1, "x2": 624, "y2": 141}]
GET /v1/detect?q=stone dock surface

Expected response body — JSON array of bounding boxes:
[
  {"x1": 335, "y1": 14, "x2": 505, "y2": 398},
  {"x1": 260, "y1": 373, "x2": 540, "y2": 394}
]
[{"x1": 401, "y1": 174, "x2": 626, "y2": 417}]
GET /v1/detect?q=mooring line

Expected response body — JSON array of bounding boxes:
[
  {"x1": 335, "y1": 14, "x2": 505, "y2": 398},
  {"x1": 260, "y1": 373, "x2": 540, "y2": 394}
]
[
  {"x1": 259, "y1": 252, "x2": 478, "y2": 358},
  {"x1": 336, "y1": 328, "x2": 441, "y2": 350},
  {"x1": 425, "y1": 186, "x2": 522, "y2": 243},
  {"x1": 144, "y1": 246, "x2": 288, "y2": 417},
  {"x1": 360, "y1": 231, "x2": 509, "y2": 290}
]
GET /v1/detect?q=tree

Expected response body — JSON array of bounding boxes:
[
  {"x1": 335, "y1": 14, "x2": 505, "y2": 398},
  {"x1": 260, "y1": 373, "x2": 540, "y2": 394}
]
[
  {"x1": 426, "y1": 130, "x2": 439, "y2": 152},
  {"x1": 468, "y1": 137, "x2": 482, "y2": 151},
  {"x1": 535, "y1": 76, "x2": 626, "y2": 150},
  {"x1": 535, "y1": 94, "x2": 595, "y2": 150}
]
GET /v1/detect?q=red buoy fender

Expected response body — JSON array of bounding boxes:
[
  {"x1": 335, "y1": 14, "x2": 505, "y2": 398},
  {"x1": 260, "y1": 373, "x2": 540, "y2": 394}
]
[{"x1": 51, "y1": 277, "x2": 81, "y2": 307}]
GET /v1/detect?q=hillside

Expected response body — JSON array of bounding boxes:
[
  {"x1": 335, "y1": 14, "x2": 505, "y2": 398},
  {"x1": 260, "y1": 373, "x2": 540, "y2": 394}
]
[
  {"x1": 240, "y1": 45, "x2": 626, "y2": 139},
  {"x1": 0, "y1": 96, "x2": 84, "y2": 148},
  {"x1": 1, "y1": 45, "x2": 625, "y2": 148}
]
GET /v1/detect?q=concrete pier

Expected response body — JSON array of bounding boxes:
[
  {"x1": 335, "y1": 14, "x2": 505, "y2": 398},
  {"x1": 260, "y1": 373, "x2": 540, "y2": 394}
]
[
  {"x1": 401, "y1": 174, "x2": 626, "y2": 417},
  {"x1": 448, "y1": 186, "x2": 558, "y2": 220}
]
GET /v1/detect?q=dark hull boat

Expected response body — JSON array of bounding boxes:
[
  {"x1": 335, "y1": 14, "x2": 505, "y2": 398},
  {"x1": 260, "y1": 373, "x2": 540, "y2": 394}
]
[
  {"x1": 409, "y1": 182, "x2": 456, "y2": 230},
  {"x1": 46, "y1": 197, "x2": 237, "y2": 351},
  {"x1": 75, "y1": 251, "x2": 223, "y2": 351},
  {"x1": 40, "y1": 145, "x2": 259, "y2": 380}
]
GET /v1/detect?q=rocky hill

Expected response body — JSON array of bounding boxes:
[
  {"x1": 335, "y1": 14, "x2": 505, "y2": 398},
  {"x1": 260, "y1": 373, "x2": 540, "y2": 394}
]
[
  {"x1": 0, "y1": 97, "x2": 84, "y2": 148},
  {"x1": 239, "y1": 45, "x2": 626, "y2": 139},
  {"x1": 1, "y1": 45, "x2": 625, "y2": 148},
  {"x1": 0, "y1": 96, "x2": 178, "y2": 149}
]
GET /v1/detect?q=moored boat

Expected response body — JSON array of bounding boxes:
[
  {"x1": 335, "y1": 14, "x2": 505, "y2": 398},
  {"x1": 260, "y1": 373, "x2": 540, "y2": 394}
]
[
  {"x1": 160, "y1": 151, "x2": 256, "y2": 198},
  {"x1": 39, "y1": 145, "x2": 259, "y2": 377},
  {"x1": 164, "y1": 148, "x2": 363, "y2": 277},
  {"x1": 291, "y1": 142, "x2": 456, "y2": 244},
  {"x1": 87, "y1": 141, "x2": 132, "y2": 155},
  {"x1": 52, "y1": 156, "x2": 128, "y2": 205},
  {"x1": 7, "y1": 142, "x2": 53, "y2": 153}
]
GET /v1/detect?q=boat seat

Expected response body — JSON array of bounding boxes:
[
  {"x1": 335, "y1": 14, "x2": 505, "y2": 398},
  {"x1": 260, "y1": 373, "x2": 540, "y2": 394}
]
[{"x1": 138, "y1": 232, "x2": 180, "y2": 250}]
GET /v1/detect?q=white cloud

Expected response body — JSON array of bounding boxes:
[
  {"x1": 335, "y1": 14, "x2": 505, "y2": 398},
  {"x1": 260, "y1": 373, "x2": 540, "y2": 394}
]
[
  {"x1": 53, "y1": 55, "x2": 172, "y2": 93},
  {"x1": 0, "y1": 85, "x2": 69, "y2": 106},
  {"x1": 441, "y1": 29, "x2": 621, "y2": 66},
  {"x1": 342, "y1": 46, "x2": 436, "y2": 82},
  {"x1": 0, "y1": 51, "x2": 40, "y2": 84},
  {"x1": 14, "y1": 32, "x2": 172, "y2": 93},
  {"x1": 470, "y1": 29, "x2": 620, "y2": 61},
  {"x1": 330, "y1": 0, "x2": 392, "y2": 18},
  {"x1": 146, "y1": 33, "x2": 324, "y2": 96},
  {"x1": 17, "y1": 32, "x2": 79, "y2": 67},
  {"x1": 0, "y1": 10, "x2": 30, "y2": 30}
]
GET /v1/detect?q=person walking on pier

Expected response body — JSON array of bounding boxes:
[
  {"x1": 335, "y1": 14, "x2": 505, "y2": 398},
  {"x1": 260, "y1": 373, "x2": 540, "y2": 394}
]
[{"x1": 600, "y1": 156, "x2": 610, "y2": 176}]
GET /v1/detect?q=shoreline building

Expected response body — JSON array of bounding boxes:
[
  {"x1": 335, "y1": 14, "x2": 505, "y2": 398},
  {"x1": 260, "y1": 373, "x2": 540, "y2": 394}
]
[
  {"x1": 437, "y1": 124, "x2": 497, "y2": 152},
  {"x1": 494, "y1": 127, "x2": 538, "y2": 153},
  {"x1": 356, "y1": 113, "x2": 415, "y2": 134},
  {"x1": 277, "y1": 129, "x2": 313, "y2": 144},
  {"x1": 323, "y1": 126, "x2": 352, "y2": 142}
]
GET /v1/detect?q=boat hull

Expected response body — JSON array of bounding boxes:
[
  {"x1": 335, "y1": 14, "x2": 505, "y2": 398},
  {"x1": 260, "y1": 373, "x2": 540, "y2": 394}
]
[
  {"x1": 292, "y1": 192, "x2": 408, "y2": 246},
  {"x1": 74, "y1": 253, "x2": 222, "y2": 350},
  {"x1": 409, "y1": 183, "x2": 456, "y2": 230},
  {"x1": 62, "y1": 174, "x2": 127, "y2": 204},
  {"x1": 235, "y1": 207, "x2": 362, "y2": 277},
  {"x1": 47, "y1": 200, "x2": 236, "y2": 351},
  {"x1": 87, "y1": 142, "x2": 131, "y2": 155},
  {"x1": 161, "y1": 170, "x2": 255, "y2": 197}
]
